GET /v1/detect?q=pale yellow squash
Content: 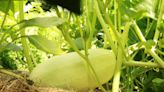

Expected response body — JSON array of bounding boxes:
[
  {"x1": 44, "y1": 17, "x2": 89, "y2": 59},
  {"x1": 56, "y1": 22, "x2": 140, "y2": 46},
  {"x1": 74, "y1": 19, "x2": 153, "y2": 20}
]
[{"x1": 29, "y1": 48, "x2": 116, "y2": 92}]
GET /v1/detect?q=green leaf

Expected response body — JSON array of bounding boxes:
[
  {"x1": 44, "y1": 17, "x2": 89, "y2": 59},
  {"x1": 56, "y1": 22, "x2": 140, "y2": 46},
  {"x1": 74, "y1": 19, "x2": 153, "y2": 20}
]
[
  {"x1": 152, "y1": 78, "x2": 164, "y2": 92},
  {"x1": 6, "y1": 43, "x2": 23, "y2": 51},
  {"x1": 128, "y1": 28, "x2": 139, "y2": 45},
  {"x1": 0, "y1": 43, "x2": 23, "y2": 52},
  {"x1": 0, "y1": 0, "x2": 10, "y2": 13},
  {"x1": 0, "y1": 0, "x2": 20, "y2": 15},
  {"x1": 28, "y1": 35, "x2": 63, "y2": 54},
  {"x1": 21, "y1": 16, "x2": 65, "y2": 28},
  {"x1": 120, "y1": 0, "x2": 157, "y2": 21},
  {"x1": 74, "y1": 37, "x2": 84, "y2": 50},
  {"x1": 152, "y1": 78, "x2": 164, "y2": 84},
  {"x1": 135, "y1": 0, "x2": 157, "y2": 19}
]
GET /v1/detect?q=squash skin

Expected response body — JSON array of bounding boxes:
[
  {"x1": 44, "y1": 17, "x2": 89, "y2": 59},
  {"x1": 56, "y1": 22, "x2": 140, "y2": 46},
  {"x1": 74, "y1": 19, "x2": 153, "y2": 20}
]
[{"x1": 29, "y1": 48, "x2": 116, "y2": 92}]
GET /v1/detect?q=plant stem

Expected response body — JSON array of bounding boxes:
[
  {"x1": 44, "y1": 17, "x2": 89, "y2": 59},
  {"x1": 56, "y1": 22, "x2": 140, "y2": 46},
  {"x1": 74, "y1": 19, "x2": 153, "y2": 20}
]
[
  {"x1": 19, "y1": 1, "x2": 33, "y2": 71},
  {"x1": 112, "y1": 71, "x2": 121, "y2": 92},
  {"x1": 112, "y1": 1, "x2": 123, "y2": 91},
  {"x1": 148, "y1": 48, "x2": 164, "y2": 67},
  {"x1": 153, "y1": 0, "x2": 164, "y2": 43},
  {"x1": 112, "y1": 48, "x2": 123, "y2": 92},
  {"x1": 132, "y1": 21, "x2": 164, "y2": 68},
  {"x1": 86, "y1": 0, "x2": 96, "y2": 49},
  {"x1": 156, "y1": 49, "x2": 164, "y2": 55},
  {"x1": 95, "y1": 1, "x2": 124, "y2": 92},
  {"x1": 61, "y1": 26, "x2": 106, "y2": 92},
  {"x1": 0, "y1": 69, "x2": 24, "y2": 79},
  {"x1": 124, "y1": 61, "x2": 161, "y2": 68},
  {"x1": 132, "y1": 22, "x2": 146, "y2": 42},
  {"x1": 54, "y1": 6, "x2": 62, "y2": 18},
  {"x1": 96, "y1": 0, "x2": 127, "y2": 60},
  {"x1": 94, "y1": 0, "x2": 117, "y2": 54},
  {"x1": 114, "y1": 0, "x2": 118, "y2": 30}
]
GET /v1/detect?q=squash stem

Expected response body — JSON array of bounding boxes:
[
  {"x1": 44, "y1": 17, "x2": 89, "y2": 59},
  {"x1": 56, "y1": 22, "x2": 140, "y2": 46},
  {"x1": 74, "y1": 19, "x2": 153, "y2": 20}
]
[
  {"x1": 112, "y1": 47, "x2": 123, "y2": 92},
  {"x1": 153, "y1": 0, "x2": 164, "y2": 43},
  {"x1": 0, "y1": 69, "x2": 24, "y2": 79},
  {"x1": 61, "y1": 26, "x2": 106, "y2": 92},
  {"x1": 19, "y1": 1, "x2": 33, "y2": 71},
  {"x1": 124, "y1": 61, "x2": 161, "y2": 68}
]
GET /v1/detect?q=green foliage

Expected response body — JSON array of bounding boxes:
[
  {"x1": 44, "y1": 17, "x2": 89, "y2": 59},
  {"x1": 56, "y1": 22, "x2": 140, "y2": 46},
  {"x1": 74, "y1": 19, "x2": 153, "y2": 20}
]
[
  {"x1": 74, "y1": 37, "x2": 84, "y2": 50},
  {"x1": 120, "y1": 0, "x2": 158, "y2": 21},
  {"x1": 142, "y1": 70, "x2": 164, "y2": 92},
  {"x1": 20, "y1": 16, "x2": 65, "y2": 28},
  {"x1": 0, "y1": 0, "x2": 10, "y2": 13},
  {"x1": 0, "y1": 0, "x2": 164, "y2": 91},
  {"x1": 152, "y1": 78, "x2": 164, "y2": 92},
  {"x1": 28, "y1": 35, "x2": 63, "y2": 55},
  {"x1": 0, "y1": 50, "x2": 17, "y2": 70}
]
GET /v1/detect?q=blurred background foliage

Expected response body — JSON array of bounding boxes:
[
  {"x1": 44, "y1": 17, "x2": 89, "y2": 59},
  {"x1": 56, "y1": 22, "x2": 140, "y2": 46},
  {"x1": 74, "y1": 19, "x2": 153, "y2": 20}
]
[{"x1": 0, "y1": 0, "x2": 163, "y2": 91}]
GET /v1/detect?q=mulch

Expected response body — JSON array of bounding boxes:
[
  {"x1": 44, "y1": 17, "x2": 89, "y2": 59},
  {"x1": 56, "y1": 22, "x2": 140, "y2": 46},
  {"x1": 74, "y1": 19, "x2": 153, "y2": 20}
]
[{"x1": 0, "y1": 70, "x2": 69, "y2": 92}]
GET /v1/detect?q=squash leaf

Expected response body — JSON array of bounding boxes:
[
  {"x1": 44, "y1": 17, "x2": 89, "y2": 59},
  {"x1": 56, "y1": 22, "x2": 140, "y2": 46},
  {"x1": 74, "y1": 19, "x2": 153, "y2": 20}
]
[
  {"x1": 28, "y1": 35, "x2": 63, "y2": 54},
  {"x1": 0, "y1": 43, "x2": 23, "y2": 52},
  {"x1": 20, "y1": 16, "x2": 65, "y2": 28}
]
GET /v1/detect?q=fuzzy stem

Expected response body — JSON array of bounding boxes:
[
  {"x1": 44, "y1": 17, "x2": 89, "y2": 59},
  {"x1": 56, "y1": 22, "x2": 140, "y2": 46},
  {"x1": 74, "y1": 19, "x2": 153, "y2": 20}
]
[
  {"x1": 19, "y1": 1, "x2": 33, "y2": 71},
  {"x1": 124, "y1": 61, "x2": 161, "y2": 68},
  {"x1": 0, "y1": 69, "x2": 24, "y2": 79},
  {"x1": 112, "y1": 48, "x2": 122, "y2": 92},
  {"x1": 156, "y1": 49, "x2": 164, "y2": 55},
  {"x1": 94, "y1": 1, "x2": 123, "y2": 92},
  {"x1": 153, "y1": 0, "x2": 164, "y2": 43},
  {"x1": 95, "y1": 0, "x2": 117, "y2": 54},
  {"x1": 61, "y1": 26, "x2": 106, "y2": 92}
]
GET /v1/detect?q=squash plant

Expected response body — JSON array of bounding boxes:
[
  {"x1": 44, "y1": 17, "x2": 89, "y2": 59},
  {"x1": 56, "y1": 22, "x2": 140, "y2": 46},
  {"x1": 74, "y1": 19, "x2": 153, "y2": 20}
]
[{"x1": 0, "y1": 0, "x2": 164, "y2": 92}]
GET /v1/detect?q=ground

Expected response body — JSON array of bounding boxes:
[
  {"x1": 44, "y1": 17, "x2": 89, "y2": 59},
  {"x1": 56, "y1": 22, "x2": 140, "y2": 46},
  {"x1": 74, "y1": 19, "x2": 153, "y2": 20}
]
[{"x1": 0, "y1": 70, "x2": 70, "y2": 92}]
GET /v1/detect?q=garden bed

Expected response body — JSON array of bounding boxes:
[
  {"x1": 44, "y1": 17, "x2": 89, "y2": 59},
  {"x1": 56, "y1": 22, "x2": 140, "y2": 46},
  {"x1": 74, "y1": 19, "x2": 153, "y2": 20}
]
[{"x1": 0, "y1": 70, "x2": 69, "y2": 92}]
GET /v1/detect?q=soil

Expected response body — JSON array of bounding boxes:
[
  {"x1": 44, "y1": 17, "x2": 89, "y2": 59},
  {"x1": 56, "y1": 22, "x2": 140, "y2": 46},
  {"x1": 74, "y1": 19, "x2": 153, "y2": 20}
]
[
  {"x1": 0, "y1": 70, "x2": 70, "y2": 92},
  {"x1": 0, "y1": 69, "x2": 103, "y2": 92}
]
